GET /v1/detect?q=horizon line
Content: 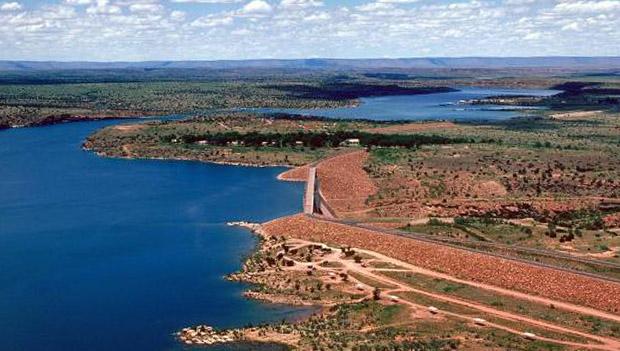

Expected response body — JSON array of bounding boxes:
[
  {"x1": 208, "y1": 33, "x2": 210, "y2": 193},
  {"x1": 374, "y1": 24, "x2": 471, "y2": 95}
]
[{"x1": 2, "y1": 55, "x2": 620, "y2": 64}]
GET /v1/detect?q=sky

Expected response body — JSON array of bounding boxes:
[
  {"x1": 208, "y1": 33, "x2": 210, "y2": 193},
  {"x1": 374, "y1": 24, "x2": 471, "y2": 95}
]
[{"x1": 0, "y1": 0, "x2": 619, "y2": 61}]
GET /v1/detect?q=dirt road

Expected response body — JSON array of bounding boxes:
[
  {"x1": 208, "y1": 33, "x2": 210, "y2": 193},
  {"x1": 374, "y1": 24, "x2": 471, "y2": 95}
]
[{"x1": 280, "y1": 238, "x2": 620, "y2": 350}]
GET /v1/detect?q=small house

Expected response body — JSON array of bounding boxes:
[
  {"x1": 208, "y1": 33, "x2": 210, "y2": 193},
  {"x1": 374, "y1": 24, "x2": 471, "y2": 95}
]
[{"x1": 342, "y1": 138, "x2": 360, "y2": 146}]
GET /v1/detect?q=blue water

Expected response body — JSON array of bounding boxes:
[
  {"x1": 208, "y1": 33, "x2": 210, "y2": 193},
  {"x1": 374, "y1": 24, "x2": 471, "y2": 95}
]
[
  {"x1": 259, "y1": 88, "x2": 560, "y2": 121},
  {"x1": 0, "y1": 119, "x2": 307, "y2": 350}
]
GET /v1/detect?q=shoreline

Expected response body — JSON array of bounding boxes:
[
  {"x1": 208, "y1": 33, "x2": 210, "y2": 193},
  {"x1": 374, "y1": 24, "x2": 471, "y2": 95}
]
[
  {"x1": 176, "y1": 220, "x2": 377, "y2": 348},
  {"x1": 223, "y1": 221, "x2": 328, "y2": 307},
  {"x1": 1, "y1": 111, "x2": 167, "y2": 130},
  {"x1": 85, "y1": 148, "x2": 298, "y2": 170},
  {"x1": 174, "y1": 221, "x2": 327, "y2": 347}
]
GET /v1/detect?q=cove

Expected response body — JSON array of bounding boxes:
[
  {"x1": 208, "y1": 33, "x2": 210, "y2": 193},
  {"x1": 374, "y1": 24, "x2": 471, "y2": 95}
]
[
  {"x1": 0, "y1": 119, "x2": 308, "y2": 350},
  {"x1": 258, "y1": 87, "x2": 560, "y2": 121}
]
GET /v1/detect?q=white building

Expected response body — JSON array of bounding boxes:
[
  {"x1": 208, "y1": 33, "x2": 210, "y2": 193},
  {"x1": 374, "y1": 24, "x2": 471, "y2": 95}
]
[{"x1": 343, "y1": 138, "x2": 360, "y2": 146}]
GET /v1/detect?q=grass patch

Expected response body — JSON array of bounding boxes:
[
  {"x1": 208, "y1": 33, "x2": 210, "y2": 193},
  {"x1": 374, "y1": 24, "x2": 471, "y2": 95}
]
[{"x1": 385, "y1": 271, "x2": 620, "y2": 339}]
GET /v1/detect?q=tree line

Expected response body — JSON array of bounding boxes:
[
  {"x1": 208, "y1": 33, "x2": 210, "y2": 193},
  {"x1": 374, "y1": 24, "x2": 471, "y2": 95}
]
[{"x1": 167, "y1": 131, "x2": 476, "y2": 148}]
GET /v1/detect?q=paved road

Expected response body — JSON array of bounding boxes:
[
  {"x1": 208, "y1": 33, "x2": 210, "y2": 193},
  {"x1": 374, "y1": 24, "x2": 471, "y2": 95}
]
[{"x1": 303, "y1": 167, "x2": 316, "y2": 214}]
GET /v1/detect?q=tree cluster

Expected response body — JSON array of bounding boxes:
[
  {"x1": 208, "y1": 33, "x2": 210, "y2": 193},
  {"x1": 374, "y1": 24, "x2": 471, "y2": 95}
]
[{"x1": 171, "y1": 131, "x2": 471, "y2": 149}]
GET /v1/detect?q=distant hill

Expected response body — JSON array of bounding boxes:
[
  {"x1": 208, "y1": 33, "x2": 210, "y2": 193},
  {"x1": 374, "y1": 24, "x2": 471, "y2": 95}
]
[{"x1": 2, "y1": 57, "x2": 620, "y2": 71}]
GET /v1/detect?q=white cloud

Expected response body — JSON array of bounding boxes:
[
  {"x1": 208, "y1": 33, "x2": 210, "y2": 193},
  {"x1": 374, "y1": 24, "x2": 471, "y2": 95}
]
[
  {"x1": 65, "y1": 0, "x2": 93, "y2": 5},
  {"x1": 279, "y1": 0, "x2": 322, "y2": 9},
  {"x1": 1, "y1": 1, "x2": 22, "y2": 11},
  {"x1": 303, "y1": 11, "x2": 329, "y2": 21},
  {"x1": 554, "y1": 0, "x2": 620, "y2": 13},
  {"x1": 129, "y1": 3, "x2": 163, "y2": 12},
  {"x1": 45, "y1": 5, "x2": 77, "y2": 19},
  {"x1": 241, "y1": 0, "x2": 272, "y2": 15},
  {"x1": 169, "y1": 0, "x2": 241, "y2": 3},
  {"x1": 191, "y1": 14, "x2": 233, "y2": 26},
  {"x1": 523, "y1": 31, "x2": 541, "y2": 40},
  {"x1": 503, "y1": 0, "x2": 535, "y2": 4},
  {"x1": 443, "y1": 28, "x2": 463, "y2": 38},
  {"x1": 231, "y1": 28, "x2": 251, "y2": 35},
  {"x1": 170, "y1": 10, "x2": 185, "y2": 20},
  {"x1": 560, "y1": 21, "x2": 582, "y2": 31},
  {"x1": 86, "y1": 0, "x2": 122, "y2": 14},
  {"x1": 356, "y1": 2, "x2": 394, "y2": 12},
  {"x1": 377, "y1": 0, "x2": 418, "y2": 3}
]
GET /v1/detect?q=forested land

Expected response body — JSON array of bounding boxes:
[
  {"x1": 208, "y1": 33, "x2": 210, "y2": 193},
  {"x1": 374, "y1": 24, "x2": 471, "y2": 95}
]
[
  {"x1": 6, "y1": 66, "x2": 619, "y2": 129},
  {"x1": 0, "y1": 68, "x2": 461, "y2": 128}
]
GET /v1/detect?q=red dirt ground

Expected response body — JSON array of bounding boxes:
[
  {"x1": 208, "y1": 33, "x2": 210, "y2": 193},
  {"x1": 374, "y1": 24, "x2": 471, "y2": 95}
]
[
  {"x1": 278, "y1": 165, "x2": 310, "y2": 182},
  {"x1": 263, "y1": 214, "x2": 620, "y2": 314},
  {"x1": 316, "y1": 151, "x2": 377, "y2": 216}
]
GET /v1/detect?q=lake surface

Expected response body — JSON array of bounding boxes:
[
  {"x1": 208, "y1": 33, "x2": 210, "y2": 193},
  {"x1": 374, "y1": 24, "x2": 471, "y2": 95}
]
[
  {"x1": 0, "y1": 119, "x2": 308, "y2": 351},
  {"x1": 259, "y1": 87, "x2": 560, "y2": 121}
]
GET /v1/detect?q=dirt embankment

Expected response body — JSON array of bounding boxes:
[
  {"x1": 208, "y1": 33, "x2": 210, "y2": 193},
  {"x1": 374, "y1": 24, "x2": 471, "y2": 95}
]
[
  {"x1": 277, "y1": 165, "x2": 310, "y2": 182},
  {"x1": 316, "y1": 151, "x2": 377, "y2": 216},
  {"x1": 263, "y1": 214, "x2": 620, "y2": 314}
]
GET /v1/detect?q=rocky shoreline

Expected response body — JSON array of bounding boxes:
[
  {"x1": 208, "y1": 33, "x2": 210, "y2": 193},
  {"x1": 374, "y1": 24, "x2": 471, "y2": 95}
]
[
  {"x1": 174, "y1": 219, "x2": 379, "y2": 348},
  {"x1": 226, "y1": 221, "x2": 265, "y2": 232},
  {"x1": 223, "y1": 221, "x2": 322, "y2": 307},
  {"x1": 175, "y1": 222, "x2": 269, "y2": 347},
  {"x1": 176, "y1": 325, "x2": 238, "y2": 346}
]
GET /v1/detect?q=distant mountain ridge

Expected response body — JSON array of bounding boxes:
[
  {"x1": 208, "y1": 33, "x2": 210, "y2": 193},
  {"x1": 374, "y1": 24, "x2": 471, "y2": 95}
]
[{"x1": 2, "y1": 57, "x2": 620, "y2": 71}]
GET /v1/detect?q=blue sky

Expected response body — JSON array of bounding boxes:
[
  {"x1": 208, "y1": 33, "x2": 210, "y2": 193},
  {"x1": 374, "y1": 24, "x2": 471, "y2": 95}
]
[{"x1": 0, "y1": 0, "x2": 619, "y2": 61}]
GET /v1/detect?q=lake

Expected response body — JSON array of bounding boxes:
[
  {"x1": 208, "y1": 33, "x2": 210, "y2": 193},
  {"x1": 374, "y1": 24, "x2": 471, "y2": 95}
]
[
  {"x1": 0, "y1": 119, "x2": 308, "y2": 351},
  {"x1": 259, "y1": 87, "x2": 560, "y2": 121}
]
